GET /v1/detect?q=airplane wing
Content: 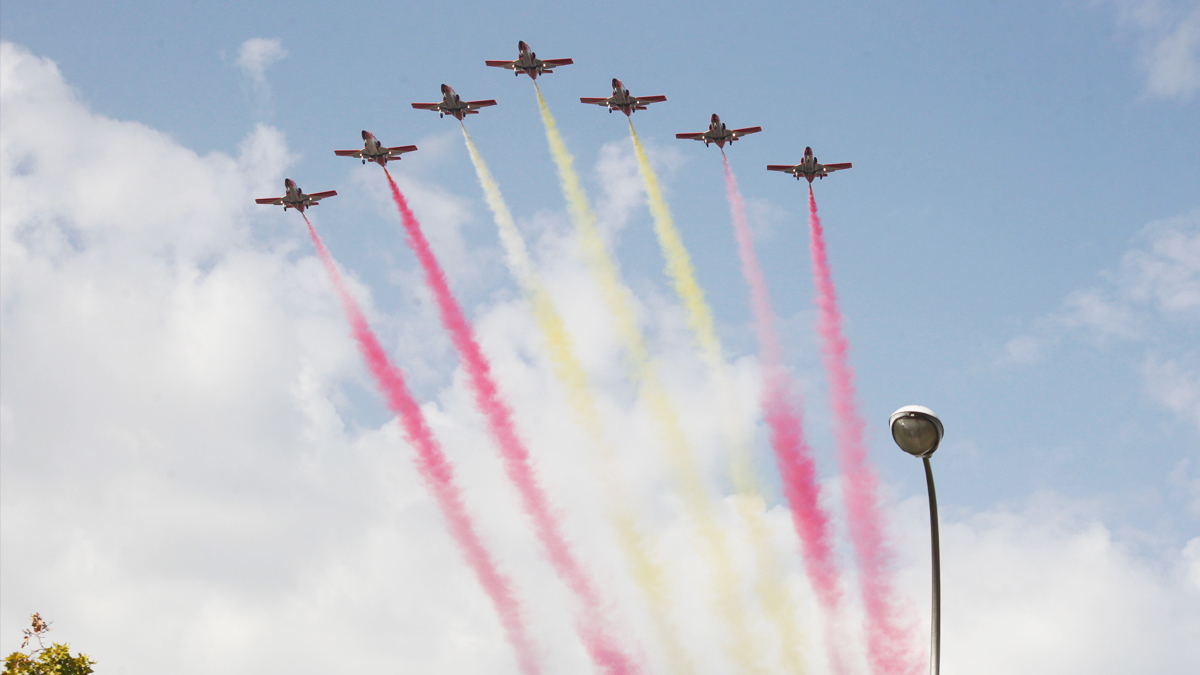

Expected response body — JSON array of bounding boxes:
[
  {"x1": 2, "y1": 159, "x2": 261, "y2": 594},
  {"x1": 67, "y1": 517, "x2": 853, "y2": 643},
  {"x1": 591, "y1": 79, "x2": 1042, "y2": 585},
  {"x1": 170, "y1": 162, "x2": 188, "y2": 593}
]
[
  {"x1": 334, "y1": 150, "x2": 364, "y2": 158},
  {"x1": 465, "y1": 100, "x2": 498, "y2": 109},
  {"x1": 633, "y1": 95, "x2": 667, "y2": 105},
  {"x1": 675, "y1": 132, "x2": 707, "y2": 140},
  {"x1": 731, "y1": 126, "x2": 762, "y2": 138},
  {"x1": 386, "y1": 145, "x2": 418, "y2": 156},
  {"x1": 255, "y1": 197, "x2": 284, "y2": 205},
  {"x1": 308, "y1": 190, "x2": 338, "y2": 201},
  {"x1": 484, "y1": 60, "x2": 516, "y2": 68},
  {"x1": 580, "y1": 97, "x2": 611, "y2": 105},
  {"x1": 411, "y1": 102, "x2": 442, "y2": 110},
  {"x1": 823, "y1": 163, "x2": 852, "y2": 172},
  {"x1": 766, "y1": 165, "x2": 797, "y2": 172},
  {"x1": 542, "y1": 58, "x2": 574, "y2": 66}
]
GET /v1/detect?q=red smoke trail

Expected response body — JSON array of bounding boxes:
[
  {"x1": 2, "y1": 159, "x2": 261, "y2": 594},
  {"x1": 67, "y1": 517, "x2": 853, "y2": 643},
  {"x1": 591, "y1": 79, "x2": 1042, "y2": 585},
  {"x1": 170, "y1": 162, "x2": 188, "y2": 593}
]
[
  {"x1": 722, "y1": 156, "x2": 849, "y2": 673},
  {"x1": 382, "y1": 171, "x2": 641, "y2": 675},
  {"x1": 302, "y1": 215, "x2": 541, "y2": 675},
  {"x1": 806, "y1": 188, "x2": 918, "y2": 674}
]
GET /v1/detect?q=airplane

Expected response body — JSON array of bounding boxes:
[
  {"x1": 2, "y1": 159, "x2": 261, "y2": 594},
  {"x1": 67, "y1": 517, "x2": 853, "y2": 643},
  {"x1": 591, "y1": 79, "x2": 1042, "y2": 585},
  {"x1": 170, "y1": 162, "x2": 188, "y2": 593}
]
[
  {"x1": 676, "y1": 114, "x2": 762, "y2": 148},
  {"x1": 255, "y1": 179, "x2": 337, "y2": 212},
  {"x1": 580, "y1": 78, "x2": 666, "y2": 116},
  {"x1": 411, "y1": 84, "x2": 497, "y2": 121},
  {"x1": 334, "y1": 130, "x2": 418, "y2": 166},
  {"x1": 767, "y1": 147, "x2": 852, "y2": 183},
  {"x1": 485, "y1": 41, "x2": 573, "y2": 79}
]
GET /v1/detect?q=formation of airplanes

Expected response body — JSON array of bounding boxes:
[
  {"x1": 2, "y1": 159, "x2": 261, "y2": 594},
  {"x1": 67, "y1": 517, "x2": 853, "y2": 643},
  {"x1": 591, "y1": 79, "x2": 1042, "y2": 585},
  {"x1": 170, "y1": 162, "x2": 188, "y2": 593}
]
[{"x1": 257, "y1": 41, "x2": 852, "y2": 210}]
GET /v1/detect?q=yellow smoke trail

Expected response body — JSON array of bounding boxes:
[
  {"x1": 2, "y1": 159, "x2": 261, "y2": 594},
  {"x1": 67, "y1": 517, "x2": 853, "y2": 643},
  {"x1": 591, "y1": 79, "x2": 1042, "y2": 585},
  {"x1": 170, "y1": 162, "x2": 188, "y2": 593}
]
[
  {"x1": 460, "y1": 125, "x2": 694, "y2": 675},
  {"x1": 629, "y1": 124, "x2": 808, "y2": 673},
  {"x1": 535, "y1": 86, "x2": 767, "y2": 674}
]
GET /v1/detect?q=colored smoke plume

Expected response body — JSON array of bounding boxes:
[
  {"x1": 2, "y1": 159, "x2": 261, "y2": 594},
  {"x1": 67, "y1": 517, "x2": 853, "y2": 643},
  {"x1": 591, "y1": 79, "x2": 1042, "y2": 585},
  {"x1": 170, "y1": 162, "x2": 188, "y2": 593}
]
[
  {"x1": 629, "y1": 120, "x2": 810, "y2": 673},
  {"x1": 302, "y1": 215, "x2": 542, "y2": 675},
  {"x1": 381, "y1": 171, "x2": 643, "y2": 675},
  {"x1": 807, "y1": 187, "x2": 919, "y2": 674},
  {"x1": 722, "y1": 157, "x2": 848, "y2": 673},
  {"x1": 535, "y1": 90, "x2": 766, "y2": 673},
  {"x1": 460, "y1": 121, "x2": 694, "y2": 675}
]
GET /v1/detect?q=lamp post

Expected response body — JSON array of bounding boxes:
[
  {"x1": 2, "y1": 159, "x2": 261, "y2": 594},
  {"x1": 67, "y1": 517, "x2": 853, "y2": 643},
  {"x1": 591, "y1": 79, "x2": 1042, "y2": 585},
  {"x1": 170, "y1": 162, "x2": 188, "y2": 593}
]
[{"x1": 890, "y1": 405, "x2": 945, "y2": 675}]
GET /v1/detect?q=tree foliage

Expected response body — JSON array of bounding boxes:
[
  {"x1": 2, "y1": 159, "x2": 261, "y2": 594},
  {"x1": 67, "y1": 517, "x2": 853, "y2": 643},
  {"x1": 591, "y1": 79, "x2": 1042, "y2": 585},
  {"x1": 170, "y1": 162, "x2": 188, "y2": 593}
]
[{"x1": 3, "y1": 614, "x2": 94, "y2": 675}]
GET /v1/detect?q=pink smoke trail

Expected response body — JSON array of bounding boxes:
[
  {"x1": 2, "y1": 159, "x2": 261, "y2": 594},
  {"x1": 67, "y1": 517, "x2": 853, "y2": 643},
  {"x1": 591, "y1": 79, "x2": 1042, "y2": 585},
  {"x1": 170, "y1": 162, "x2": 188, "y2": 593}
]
[
  {"x1": 722, "y1": 156, "x2": 849, "y2": 673},
  {"x1": 382, "y1": 171, "x2": 642, "y2": 675},
  {"x1": 302, "y1": 215, "x2": 541, "y2": 675},
  {"x1": 806, "y1": 187, "x2": 919, "y2": 674}
]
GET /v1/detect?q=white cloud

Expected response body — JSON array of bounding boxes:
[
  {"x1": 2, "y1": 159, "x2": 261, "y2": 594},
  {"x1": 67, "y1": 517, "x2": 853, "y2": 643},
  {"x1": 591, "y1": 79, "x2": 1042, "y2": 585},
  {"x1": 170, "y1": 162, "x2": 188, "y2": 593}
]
[
  {"x1": 234, "y1": 38, "x2": 287, "y2": 114},
  {"x1": 1003, "y1": 210, "x2": 1200, "y2": 429},
  {"x1": 4, "y1": 41, "x2": 1200, "y2": 674},
  {"x1": 1143, "y1": 355, "x2": 1200, "y2": 429},
  {"x1": 1111, "y1": 1, "x2": 1200, "y2": 99},
  {"x1": 890, "y1": 495, "x2": 1200, "y2": 674},
  {"x1": 1000, "y1": 334, "x2": 1045, "y2": 365},
  {"x1": 236, "y1": 37, "x2": 287, "y2": 85}
]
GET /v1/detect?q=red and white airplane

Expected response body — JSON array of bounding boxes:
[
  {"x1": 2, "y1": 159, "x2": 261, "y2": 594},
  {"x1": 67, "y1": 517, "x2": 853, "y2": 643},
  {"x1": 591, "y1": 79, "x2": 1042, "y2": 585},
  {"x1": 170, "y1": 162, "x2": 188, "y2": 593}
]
[
  {"x1": 411, "y1": 84, "x2": 497, "y2": 121},
  {"x1": 485, "y1": 41, "x2": 573, "y2": 79},
  {"x1": 676, "y1": 114, "x2": 762, "y2": 148},
  {"x1": 255, "y1": 179, "x2": 337, "y2": 213},
  {"x1": 580, "y1": 79, "x2": 666, "y2": 116},
  {"x1": 334, "y1": 130, "x2": 417, "y2": 166},
  {"x1": 768, "y1": 147, "x2": 852, "y2": 183}
]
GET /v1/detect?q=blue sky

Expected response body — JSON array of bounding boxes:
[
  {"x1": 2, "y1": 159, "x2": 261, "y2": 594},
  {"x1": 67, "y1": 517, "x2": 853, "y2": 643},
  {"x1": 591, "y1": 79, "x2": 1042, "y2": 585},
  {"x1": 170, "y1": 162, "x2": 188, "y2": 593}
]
[{"x1": 2, "y1": 1, "x2": 1198, "y2": 673}]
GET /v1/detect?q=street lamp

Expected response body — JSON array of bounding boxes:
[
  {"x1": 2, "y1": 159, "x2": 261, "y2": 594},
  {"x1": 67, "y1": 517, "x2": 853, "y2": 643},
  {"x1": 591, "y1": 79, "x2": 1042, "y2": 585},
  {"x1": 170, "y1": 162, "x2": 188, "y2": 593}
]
[{"x1": 890, "y1": 405, "x2": 944, "y2": 675}]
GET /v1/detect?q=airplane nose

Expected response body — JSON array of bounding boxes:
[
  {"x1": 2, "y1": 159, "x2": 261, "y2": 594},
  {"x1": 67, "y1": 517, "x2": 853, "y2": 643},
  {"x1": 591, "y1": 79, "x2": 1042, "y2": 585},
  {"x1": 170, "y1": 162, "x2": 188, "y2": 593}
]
[
  {"x1": 361, "y1": 130, "x2": 370, "y2": 139},
  {"x1": 612, "y1": 78, "x2": 620, "y2": 87},
  {"x1": 441, "y1": 84, "x2": 450, "y2": 93},
  {"x1": 519, "y1": 40, "x2": 528, "y2": 50}
]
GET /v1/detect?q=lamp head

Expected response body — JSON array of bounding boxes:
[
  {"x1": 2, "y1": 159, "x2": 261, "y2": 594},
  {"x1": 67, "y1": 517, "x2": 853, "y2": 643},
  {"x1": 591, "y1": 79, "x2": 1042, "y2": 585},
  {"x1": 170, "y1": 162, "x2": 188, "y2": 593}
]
[{"x1": 889, "y1": 405, "x2": 944, "y2": 458}]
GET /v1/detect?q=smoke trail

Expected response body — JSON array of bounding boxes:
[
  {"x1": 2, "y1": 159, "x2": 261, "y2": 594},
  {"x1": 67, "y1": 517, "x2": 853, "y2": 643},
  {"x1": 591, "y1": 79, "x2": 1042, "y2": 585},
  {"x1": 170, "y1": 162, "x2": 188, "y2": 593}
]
[
  {"x1": 381, "y1": 171, "x2": 643, "y2": 675},
  {"x1": 806, "y1": 187, "x2": 919, "y2": 674},
  {"x1": 459, "y1": 123, "x2": 695, "y2": 675},
  {"x1": 534, "y1": 87, "x2": 766, "y2": 674},
  {"x1": 302, "y1": 215, "x2": 541, "y2": 675},
  {"x1": 722, "y1": 157, "x2": 850, "y2": 674},
  {"x1": 628, "y1": 123, "x2": 815, "y2": 673}
]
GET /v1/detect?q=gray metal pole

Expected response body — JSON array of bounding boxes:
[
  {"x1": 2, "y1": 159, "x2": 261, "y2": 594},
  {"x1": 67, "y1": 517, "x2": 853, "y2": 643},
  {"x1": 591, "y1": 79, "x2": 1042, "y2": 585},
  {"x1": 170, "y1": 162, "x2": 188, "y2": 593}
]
[{"x1": 923, "y1": 456, "x2": 941, "y2": 675}]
